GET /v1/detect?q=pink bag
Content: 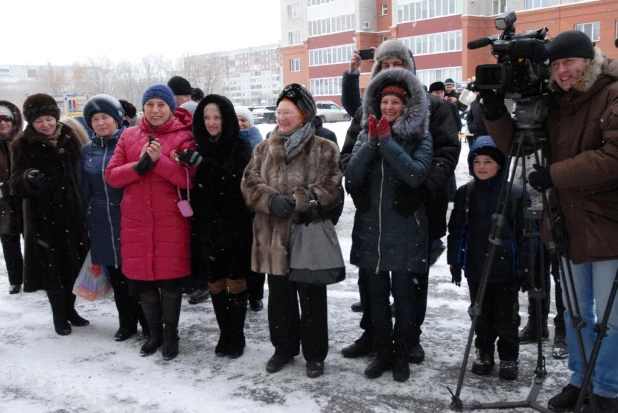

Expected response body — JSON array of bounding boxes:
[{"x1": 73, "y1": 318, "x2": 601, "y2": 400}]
[{"x1": 177, "y1": 168, "x2": 194, "y2": 218}]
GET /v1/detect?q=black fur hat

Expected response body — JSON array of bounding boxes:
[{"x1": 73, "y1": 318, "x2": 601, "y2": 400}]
[
  {"x1": 119, "y1": 99, "x2": 137, "y2": 118},
  {"x1": 276, "y1": 83, "x2": 316, "y2": 123},
  {"x1": 22, "y1": 93, "x2": 60, "y2": 124},
  {"x1": 428, "y1": 81, "x2": 446, "y2": 93},
  {"x1": 548, "y1": 30, "x2": 595, "y2": 64},
  {"x1": 167, "y1": 76, "x2": 193, "y2": 96}
]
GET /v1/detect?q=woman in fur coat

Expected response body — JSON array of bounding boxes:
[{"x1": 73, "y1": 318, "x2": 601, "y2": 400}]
[
  {"x1": 10, "y1": 93, "x2": 90, "y2": 336},
  {"x1": 345, "y1": 68, "x2": 433, "y2": 382},
  {"x1": 241, "y1": 83, "x2": 342, "y2": 378}
]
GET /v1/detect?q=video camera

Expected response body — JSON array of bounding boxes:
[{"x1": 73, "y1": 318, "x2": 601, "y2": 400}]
[{"x1": 469, "y1": 11, "x2": 550, "y2": 98}]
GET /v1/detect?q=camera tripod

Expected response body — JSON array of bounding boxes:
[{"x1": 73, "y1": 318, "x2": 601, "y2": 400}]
[{"x1": 447, "y1": 128, "x2": 617, "y2": 412}]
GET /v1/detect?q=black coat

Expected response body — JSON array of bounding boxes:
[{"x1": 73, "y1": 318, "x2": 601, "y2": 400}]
[
  {"x1": 10, "y1": 122, "x2": 89, "y2": 292},
  {"x1": 0, "y1": 100, "x2": 23, "y2": 236},
  {"x1": 466, "y1": 96, "x2": 489, "y2": 139},
  {"x1": 191, "y1": 95, "x2": 253, "y2": 282}
]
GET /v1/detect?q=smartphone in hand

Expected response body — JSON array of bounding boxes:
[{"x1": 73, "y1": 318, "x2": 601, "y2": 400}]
[{"x1": 359, "y1": 49, "x2": 374, "y2": 60}]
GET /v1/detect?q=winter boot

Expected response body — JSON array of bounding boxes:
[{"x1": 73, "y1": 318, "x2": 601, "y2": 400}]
[
  {"x1": 393, "y1": 341, "x2": 410, "y2": 382},
  {"x1": 471, "y1": 349, "x2": 495, "y2": 375},
  {"x1": 47, "y1": 289, "x2": 71, "y2": 336},
  {"x1": 519, "y1": 320, "x2": 549, "y2": 344},
  {"x1": 341, "y1": 332, "x2": 374, "y2": 358},
  {"x1": 499, "y1": 360, "x2": 519, "y2": 380},
  {"x1": 547, "y1": 384, "x2": 581, "y2": 412},
  {"x1": 409, "y1": 342, "x2": 425, "y2": 364},
  {"x1": 351, "y1": 301, "x2": 362, "y2": 312},
  {"x1": 133, "y1": 296, "x2": 149, "y2": 339},
  {"x1": 161, "y1": 290, "x2": 182, "y2": 361},
  {"x1": 364, "y1": 347, "x2": 393, "y2": 379},
  {"x1": 188, "y1": 287, "x2": 210, "y2": 305},
  {"x1": 552, "y1": 328, "x2": 568, "y2": 360},
  {"x1": 64, "y1": 289, "x2": 90, "y2": 326},
  {"x1": 139, "y1": 290, "x2": 163, "y2": 356},
  {"x1": 580, "y1": 394, "x2": 618, "y2": 413},
  {"x1": 211, "y1": 291, "x2": 231, "y2": 357},
  {"x1": 227, "y1": 291, "x2": 247, "y2": 359},
  {"x1": 114, "y1": 294, "x2": 138, "y2": 341}
]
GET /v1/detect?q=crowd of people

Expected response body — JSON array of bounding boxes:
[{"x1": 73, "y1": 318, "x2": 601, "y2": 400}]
[{"x1": 1, "y1": 29, "x2": 617, "y2": 412}]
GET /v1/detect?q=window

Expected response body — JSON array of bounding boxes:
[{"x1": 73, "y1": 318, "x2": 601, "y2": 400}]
[
  {"x1": 415, "y1": 67, "x2": 462, "y2": 89},
  {"x1": 492, "y1": 0, "x2": 506, "y2": 14},
  {"x1": 307, "y1": 0, "x2": 339, "y2": 5},
  {"x1": 382, "y1": 35, "x2": 388, "y2": 42},
  {"x1": 309, "y1": 44, "x2": 355, "y2": 66},
  {"x1": 616, "y1": 19, "x2": 618, "y2": 39},
  {"x1": 524, "y1": 0, "x2": 547, "y2": 10},
  {"x1": 397, "y1": 0, "x2": 462, "y2": 23},
  {"x1": 290, "y1": 59, "x2": 302, "y2": 72},
  {"x1": 287, "y1": 3, "x2": 299, "y2": 18},
  {"x1": 308, "y1": 14, "x2": 356, "y2": 37},
  {"x1": 401, "y1": 30, "x2": 462, "y2": 56},
  {"x1": 288, "y1": 31, "x2": 301, "y2": 45},
  {"x1": 381, "y1": 3, "x2": 388, "y2": 15},
  {"x1": 310, "y1": 77, "x2": 343, "y2": 96},
  {"x1": 575, "y1": 22, "x2": 601, "y2": 42}
]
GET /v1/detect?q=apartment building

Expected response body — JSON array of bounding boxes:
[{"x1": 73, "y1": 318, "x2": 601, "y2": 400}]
[
  {"x1": 0, "y1": 65, "x2": 39, "y2": 82},
  {"x1": 280, "y1": 0, "x2": 618, "y2": 105}
]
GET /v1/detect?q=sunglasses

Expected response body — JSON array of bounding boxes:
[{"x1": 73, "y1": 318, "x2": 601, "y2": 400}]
[{"x1": 0, "y1": 117, "x2": 13, "y2": 123}]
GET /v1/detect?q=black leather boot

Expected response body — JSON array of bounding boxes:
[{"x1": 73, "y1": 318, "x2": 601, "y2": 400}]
[
  {"x1": 227, "y1": 291, "x2": 247, "y2": 358},
  {"x1": 64, "y1": 289, "x2": 90, "y2": 326},
  {"x1": 211, "y1": 291, "x2": 231, "y2": 357},
  {"x1": 139, "y1": 290, "x2": 163, "y2": 356},
  {"x1": 47, "y1": 289, "x2": 71, "y2": 336},
  {"x1": 161, "y1": 290, "x2": 182, "y2": 361},
  {"x1": 364, "y1": 347, "x2": 393, "y2": 379},
  {"x1": 393, "y1": 341, "x2": 410, "y2": 382}
]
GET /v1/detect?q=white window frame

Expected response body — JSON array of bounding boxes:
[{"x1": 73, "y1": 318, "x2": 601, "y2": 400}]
[
  {"x1": 290, "y1": 58, "x2": 302, "y2": 72},
  {"x1": 288, "y1": 31, "x2": 301, "y2": 45},
  {"x1": 524, "y1": 0, "x2": 547, "y2": 10},
  {"x1": 287, "y1": 3, "x2": 299, "y2": 19},
  {"x1": 381, "y1": 3, "x2": 388, "y2": 15},
  {"x1": 575, "y1": 22, "x2": 601, "y2": 42}
]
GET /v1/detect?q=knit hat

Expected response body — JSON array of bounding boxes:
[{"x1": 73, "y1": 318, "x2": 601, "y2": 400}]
[
  {"x1": 22, "y1": 93, "x2": 60, "y2": 124},
  {"x1": 428, "y1": 81, "x2": 446, "y2": 93},
  {"x1": 167, "y1": 76, "x2": 193, "y2": 96},
  {"x1": 547, "y1": 30, "x2": 595, "y2": 64},
  {"x1": 444, "y1": 78, "x2": 455, "y2": 86},
  {"x1": 119, "y1": 99, "x2": 137, "y2": 118},
  {"x1": 370, "y1": 40, "x2": 416, "y2": 79},
  {"x1": 276, "y1": 83, "x2": 316, "y2": 123},
  {"x1": 468, "y1": 136, "x2": 506, "y2": 172},
  {"x1": 142, "y1": 84, "x2": 176, "y2": 112},
  {"x1": 234, "y1": 106, "x2": 254, "y2": 129},
  {"x1": 83, "y1": 94, "x2": 125, "y2": 130},
  {"x1": 380, "y1": 84, "x2": 408, "y2": 103},
  {"x1": 0, "y1": 105, "x2": 13, "y2": 119},
  {"x1": 191, "y1": 88, "x2": 204, "y2": 101}
]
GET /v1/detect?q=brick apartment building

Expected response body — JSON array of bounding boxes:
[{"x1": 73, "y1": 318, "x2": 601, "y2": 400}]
[{"x1": 280, "y1": 0, "x2": 618, "y2": 106}]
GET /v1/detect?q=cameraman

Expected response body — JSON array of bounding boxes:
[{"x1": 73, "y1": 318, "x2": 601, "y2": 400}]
[{"x1": 484, "y1": 30, "x2": 618, "y2": 413}]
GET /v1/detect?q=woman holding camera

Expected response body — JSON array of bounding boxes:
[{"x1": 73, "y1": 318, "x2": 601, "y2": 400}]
[{"x1": 105, "y1": 84, "x2": 195, "y2": 360}]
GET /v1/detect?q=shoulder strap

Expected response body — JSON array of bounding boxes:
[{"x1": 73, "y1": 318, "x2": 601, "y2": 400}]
[{"x1": 177, "y1": 168, "x2": 190, "y2": 201}]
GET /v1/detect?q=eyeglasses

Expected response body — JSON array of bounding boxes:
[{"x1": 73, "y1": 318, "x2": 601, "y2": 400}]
[
  {"x1": 0, "y1": 117, "x2": 13, "y2": 123},
  {"x1": 275, "y1": 111, "x2": 297, "y2": 118}
]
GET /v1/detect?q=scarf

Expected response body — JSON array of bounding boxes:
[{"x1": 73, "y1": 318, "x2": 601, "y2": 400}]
[
  {"x1": 47, "y1": 124, "x2": 63, "y2": 147},
  {"x1": 281, "y1": 123, "x2": 311, "y2": 156}
]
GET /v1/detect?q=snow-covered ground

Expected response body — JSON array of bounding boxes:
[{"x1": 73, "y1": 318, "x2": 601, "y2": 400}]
[{"x1": 0, "y1": 121, "x2": 570, "y2": 413}]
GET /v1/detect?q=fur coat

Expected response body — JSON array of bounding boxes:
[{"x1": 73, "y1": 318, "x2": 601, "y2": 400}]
[{"x1": 0, "y1": 100, "x2": 23, "y2": 235}]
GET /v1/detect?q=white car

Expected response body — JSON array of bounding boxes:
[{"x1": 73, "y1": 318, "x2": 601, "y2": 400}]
[
  {"x1": 251, "y1": 107, "x2": 276, "y2": 124},
  {"x1": 315, "y1": 101, "x2": 350, "y2": 123}
]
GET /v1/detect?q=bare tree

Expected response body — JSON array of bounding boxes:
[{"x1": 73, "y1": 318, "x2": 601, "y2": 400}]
[
  {"x1": 37, "y1": 64, "x2": 71, "y2": 94},
  {"x1": 182, "y1": 54, "x2": 226, "y2": 95}
]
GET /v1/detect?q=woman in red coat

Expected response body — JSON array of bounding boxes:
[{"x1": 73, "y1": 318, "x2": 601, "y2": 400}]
[{"x1": 105, "y1": 84, "x2": 195, "y2": 360}]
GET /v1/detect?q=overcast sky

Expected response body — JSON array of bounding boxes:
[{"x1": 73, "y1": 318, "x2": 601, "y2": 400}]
[{"x1": 5, "y1": 0, "x2": 282, "y2": 66}]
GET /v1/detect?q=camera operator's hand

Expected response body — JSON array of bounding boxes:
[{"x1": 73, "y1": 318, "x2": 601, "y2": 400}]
[
  {"x1": 27, "y1": 169, "x2": 47, "y2": 188},
  {"x1": 367, "y1": 114, "x2": 379, "y2": 147},
  {"x1": 528, "y1": 164, "x2": 553, "y2": 192},
  {"x1": 269, "y1": 194, "x2": 296, "y2": 218},
  {"x1": 450, "y1": 266, "x2": 462, "y2": 287},
  {"x1": 480, "y1": 89, "x2": 506, "y2": 120},
  {"x1": 517, "y1": 269, "x2": 531, "y2": 293},
  {"x1": 349, "y1": 50, "x2": 361, "y2": 74}
]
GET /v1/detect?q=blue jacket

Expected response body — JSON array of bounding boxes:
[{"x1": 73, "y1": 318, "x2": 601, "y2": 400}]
[
  {"x1": 447, "y1": 137, "x2": 533, "y2": 283},
  {"x1": 80, "y1": 127, "x2": 125, "y2": 267},
  {"x1": 240, "y1": 126, "x2": 263, "y2": 149}
]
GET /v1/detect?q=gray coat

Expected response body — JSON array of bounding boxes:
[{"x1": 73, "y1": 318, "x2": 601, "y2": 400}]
[{"x1": 346, "y1": 69, "x2": 433, "y2": 273}]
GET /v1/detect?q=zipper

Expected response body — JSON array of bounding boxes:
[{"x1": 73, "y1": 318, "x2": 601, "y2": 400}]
[
  {"x1": 375, "y1": 158, "x2": 385, "y2": 274},
  {"x1": 101, "y1": 142, "x2": 119, "y2": 268},
  {"x1": 414, "y1": 211, "x2": 420, "y2": 227}
]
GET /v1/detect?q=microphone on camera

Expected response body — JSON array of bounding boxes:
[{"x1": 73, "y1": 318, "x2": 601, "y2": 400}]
[{"x1": 468, "y1": 37, "x2": 493, "y2": 50}]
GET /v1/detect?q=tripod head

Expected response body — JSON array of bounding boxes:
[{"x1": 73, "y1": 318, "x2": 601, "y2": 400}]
[{"x1": 510, "y1": 94, "x2": 549, "y2": 156}]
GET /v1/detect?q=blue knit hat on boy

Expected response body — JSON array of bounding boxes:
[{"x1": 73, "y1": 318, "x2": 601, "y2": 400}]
[
  {"x1": 468, "y1": 135, "x2": 506, "y2": 175},
  {"x1": 142, "y1": 84, "x2": 176, "y2": 112},
  {"x1": 83, "y1": 94, "x2": 125, "y2": 130}
]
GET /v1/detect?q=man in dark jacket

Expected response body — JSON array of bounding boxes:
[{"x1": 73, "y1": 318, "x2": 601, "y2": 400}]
[
  {"x1": 465, "y1": 92, "x2": 488, "y2": 149},
  {"x1": 339, "y1": 39, "x2": 461, "y2": 363},
  {"x1": 484, "y1": 30, "x2": 618, "y2": 413},
  {"x1": 429, "y1": 81, "x2": 462, "y2": 132}
]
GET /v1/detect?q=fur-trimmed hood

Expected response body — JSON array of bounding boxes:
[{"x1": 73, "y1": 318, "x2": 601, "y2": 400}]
[
  {"x1": 192, "y1": 94, "x2": 240, "y2": 154},
  {"x1": 0, "y1": 100, "x2": 23, "y2": 140},
  {"x1": 59, "y1": 116, "x2": 90, "y2": 146},
  {"x1": 370, "y1": 40, "x2": 416, "y2": 80},
  {"x1": 361, "y1": 68, "x2": 429, "y2": 142},
  {"x1": 548, "y1": 47, "x2": 617, "y2": 94}
]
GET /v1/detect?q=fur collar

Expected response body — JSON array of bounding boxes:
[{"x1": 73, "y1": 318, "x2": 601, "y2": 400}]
[
  {"x1": 549, "y1": 47, "x2": 604, "y2": 93},
  {"x1": 361, "y1": 68, "x2": 429, "y2": 143},
  {"x1": 267, "y1": 125, "x2": 317, "y2": 164}
]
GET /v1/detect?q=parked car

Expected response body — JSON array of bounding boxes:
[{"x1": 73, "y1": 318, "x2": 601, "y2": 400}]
[
  {"x1": 315, "y1": 101, "x2": 350, "y2": 123},
  {"x1": 251, "y1": 107, "x2": 276, "y2": 124}
]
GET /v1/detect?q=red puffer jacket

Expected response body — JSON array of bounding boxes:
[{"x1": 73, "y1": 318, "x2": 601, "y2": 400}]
[{"x1": 104, "y1": 111, "x2": 196, "y2": 281}]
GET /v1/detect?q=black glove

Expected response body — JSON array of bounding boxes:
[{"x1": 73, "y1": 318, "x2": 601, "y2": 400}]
[
  {"x1": 133, "y1": 153, "x2": 153, "y2": 175},
  {"x1": 450, "y1": 266, "x2": 462, "y2": 287},
  {"x1": 349, "y1": 186, "x2": 370, "y2": 213},
  {"x1": 480, "y1": 89, "x2": 506, "y2": 120},
  {"x1": 269, "y1": 195, "x2": 296, "y2": 218},
  {"x1": 177, "y1": 149, "x2": 203, "y2": 167},
  {"x1": 528, "y1": 164, "x2": 553, "y2": 192},
  {"x1": 27, "y1": 169, "x2": 47, "y2": 188},
  {"x1": 393, "y1": 184, "x2": 428, "y2": 216},
  {"x1": 517, "y1": 269, "x2": 531, "y2": 293}
]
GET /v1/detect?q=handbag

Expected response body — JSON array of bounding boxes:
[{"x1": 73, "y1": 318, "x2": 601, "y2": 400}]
[
  {"x1": 288, "y1": 204, "x2": 345, "y2": 285},
  {"x1": 177, "y1": 168, "x2": 194, "y2": 218},
  {"x1": 72, "y1": 251, "x2": 112, "y2": 301}
]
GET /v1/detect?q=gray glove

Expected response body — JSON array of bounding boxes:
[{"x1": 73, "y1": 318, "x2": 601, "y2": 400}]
[{"x1": 27, "y1": 170, "x2": 47, "y2": 188}]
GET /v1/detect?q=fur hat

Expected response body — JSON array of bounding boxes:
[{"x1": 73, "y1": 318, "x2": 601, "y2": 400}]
[
  {"x1": 548, "y1": 30, "x2": 595, "y2": 63},
  {"x1": 370, "y1": 40, "x2": 416, "y2": 79},
  {"x1": 83, "y1": 94, "x2": 125, "y2": 130},
  {"x1": 276, "y1": 83, "x2": 316, "y2": 123},
  {"x1": 429, "y1": 82, "x2": 446, "y2": 93},
  {"x1": 167, "y1": 76, "x2": 193, "y2": 96},
  {"x1": 142, "y1": 84, "x2": 176, "y2": 112},
  {"x1": 191, "y1": 88, "x2": 204, "y2": 101},
  {"x1": 0, "y1": 105, "x2": 13, "y2": 119},
  {"x1": 23, "y1": 93, "x2": 60, "y2": 124},
  {"x1": 444, "y1": 78, "x2": 455, "y2": 86},
  {"x1": 235, "y1": 106, "x2": 254, "y2": 129},
  {"x1": 119, "y1": 99, "x2": 137, "y2": 118}
]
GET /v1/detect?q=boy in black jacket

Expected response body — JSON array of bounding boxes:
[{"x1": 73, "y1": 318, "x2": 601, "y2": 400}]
[{"x1": 447, "y1": 136, "x2": 532, "y2": 380}]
